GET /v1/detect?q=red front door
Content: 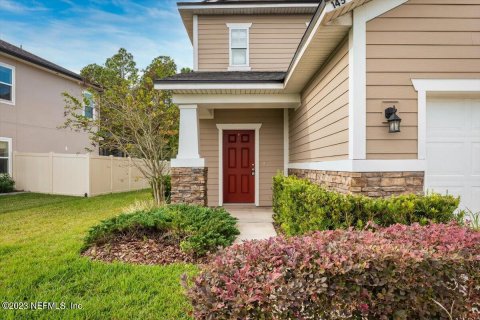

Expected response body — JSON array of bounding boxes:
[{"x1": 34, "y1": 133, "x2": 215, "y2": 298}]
[{"x1": 223, "y1": 130, "x2": 255, "y2": 203}]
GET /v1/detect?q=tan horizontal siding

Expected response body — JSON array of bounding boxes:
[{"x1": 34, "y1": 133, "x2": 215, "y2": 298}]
[
  {"x1": 200, "y1": 109, "x2": 284, "y2": 207},
  {"x1": 366, "y1": 0, "x2": 480, "y2": 159},
  {"x1": 289, "y1": 38, "x2": 350, "y2": 163},
  {"x1": 198, "y1": 15, "x2": 310, "y2": 71}
]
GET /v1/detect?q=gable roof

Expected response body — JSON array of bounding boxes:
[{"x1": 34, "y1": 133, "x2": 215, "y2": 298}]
[{"x1": 0, "y1": 39, "x2": 83, "y2": 82}]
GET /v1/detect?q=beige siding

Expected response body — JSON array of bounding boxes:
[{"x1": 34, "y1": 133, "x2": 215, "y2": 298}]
[
  {"x1": 289, "y1": 39, "x2": 350, "y2": 163},
  {"x1": 198, "y1": 15, "x2": 310, "y2": 71},
  {"x1": 199, "y1": 109, "x2": 284, "y2": 206},
  {"x1": 0, "y1": 55, "x2": 93, "y2": 154},
  {"x1": 366, "y1": 0, "x2": 480, "y2": 159}
]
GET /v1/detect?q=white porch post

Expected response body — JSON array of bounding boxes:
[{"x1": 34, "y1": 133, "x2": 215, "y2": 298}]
[{"x1": 171, "y1": 104, "x2": 205, "y2": 168}]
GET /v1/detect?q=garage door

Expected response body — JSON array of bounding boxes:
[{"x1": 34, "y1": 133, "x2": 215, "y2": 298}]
[{"x1": 426, "y1": 98, "x2": 480, "y2": 213}]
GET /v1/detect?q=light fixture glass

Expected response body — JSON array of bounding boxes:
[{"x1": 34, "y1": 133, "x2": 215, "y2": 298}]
[{"x1": 385, "y1": 106, "x2": 401, "y2": 133}]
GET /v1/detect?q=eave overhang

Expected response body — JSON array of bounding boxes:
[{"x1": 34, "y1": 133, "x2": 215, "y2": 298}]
[{"x1": 284, "y1": 0, "x2": 373, "y2": 92}]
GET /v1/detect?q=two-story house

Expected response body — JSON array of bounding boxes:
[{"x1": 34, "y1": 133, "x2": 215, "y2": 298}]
[
  {"x1": 0, "y1": 40, "x2": 95, "y2": 176},
  {"x1": 156, "y1": 0, "x2": 480, "y2": 213}
]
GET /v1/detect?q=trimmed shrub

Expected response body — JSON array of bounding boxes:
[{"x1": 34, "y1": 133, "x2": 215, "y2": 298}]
[
  {"x1": 0, "y1": 173, "x2": 15, "y2": 193},
  {"x1": 273, "y1": 174, "x2": 463, "y2": 236},
  {"x1": 185, "y1": 223, "x2": 480, "y2": 319},
  {"x1": 83, "y1": 204, "x2": 239, "y2": 255}
]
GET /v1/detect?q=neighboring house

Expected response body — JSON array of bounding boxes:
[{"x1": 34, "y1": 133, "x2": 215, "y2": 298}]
[
  {"x1": 0, "y1": 39, "x2": 95, "y2": 176},
  {"x1": 155, "y1": 0, "x2": 480, "y2": 213}
]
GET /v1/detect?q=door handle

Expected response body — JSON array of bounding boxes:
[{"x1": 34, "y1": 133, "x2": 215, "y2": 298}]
[{"x1": 251, "y1": 164, "x2": 255, "y2": 176}]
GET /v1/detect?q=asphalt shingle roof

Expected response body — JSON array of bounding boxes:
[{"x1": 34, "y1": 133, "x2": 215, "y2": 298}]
[
  {"x1": 156, "y1": 71, "x2": 286, "y2": 83},
  {"x1": 0, "y1": 39, "x2": 83, "y2": 81}
]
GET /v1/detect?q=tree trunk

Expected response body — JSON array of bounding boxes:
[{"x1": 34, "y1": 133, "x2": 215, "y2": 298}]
[{"x1": 151, "y1": 176, "x2": 165, "y2": 206}]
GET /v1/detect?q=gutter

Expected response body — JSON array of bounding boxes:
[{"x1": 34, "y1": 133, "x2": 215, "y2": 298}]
[{"x1": 177, "y1": 1, "x2": 320, "y2": 10}]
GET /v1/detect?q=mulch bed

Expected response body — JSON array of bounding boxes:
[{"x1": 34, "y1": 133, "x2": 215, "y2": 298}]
[{"x1": 83, "y1": 231, "x2": 210, "y2": 265}]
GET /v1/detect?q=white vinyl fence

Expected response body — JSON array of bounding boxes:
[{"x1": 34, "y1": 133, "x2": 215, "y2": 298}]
[{"x1": 12, "y1": 152, "x2": 169, "y2": 197}]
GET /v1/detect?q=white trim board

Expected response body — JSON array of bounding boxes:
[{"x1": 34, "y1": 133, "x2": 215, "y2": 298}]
[
  {"x1": 0, "y1": 137, "x2": 13, "y2": 176},
  {"x1": 412, "y1": 79, "x2": 480, "y2": 160},
  {"x1": 193, "y1": 15, "x2": 199, "y2": 71},
  {"x1": 283, "y1": 109, "x2": 289, "y2": 176},
  {"x1": 172, "y1": 93, "x2": 300, "y2": 106},
  {"x1": 217, "y1": 123, "x2": 262, "y2": 207},
  {"x1": 289, "y1": 160, "x2": 426, "y2": 173}
]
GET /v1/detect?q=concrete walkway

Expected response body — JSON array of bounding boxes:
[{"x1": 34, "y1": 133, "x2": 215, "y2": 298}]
[{"x1": 223, "y1": 205, "x2": 277, "y2": 243}]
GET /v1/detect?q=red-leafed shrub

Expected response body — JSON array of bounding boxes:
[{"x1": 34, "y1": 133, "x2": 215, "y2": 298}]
[{"x1": 184, "y1": 223, "x2": 480, "y2": 320}]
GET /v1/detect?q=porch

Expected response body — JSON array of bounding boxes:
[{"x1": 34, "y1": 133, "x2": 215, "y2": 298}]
[{"x1": 156, "y1": 72, "x2": 300, "y2": 207}]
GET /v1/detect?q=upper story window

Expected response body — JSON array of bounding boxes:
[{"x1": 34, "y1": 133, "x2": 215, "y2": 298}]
[
  {"x1": 227, "y1": 23, "x2": 252, "y2": 71},
  {"x1": 83, "y1": 91, "x2": 95, "y2": 119},
  {"x1": 0, "y1": 63, "x2": 15, "y2": 105}
]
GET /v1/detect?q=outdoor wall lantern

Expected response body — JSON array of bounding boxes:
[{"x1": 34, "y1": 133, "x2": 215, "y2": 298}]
[{"x1": 385, "y1": 106, "x2": 401, "y2": 133}]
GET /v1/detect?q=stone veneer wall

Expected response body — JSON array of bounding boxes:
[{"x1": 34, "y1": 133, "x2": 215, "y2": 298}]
[
  {"x1": 289, "y1": 169, "x2": 424, "y2": 197},
  {"x1": 171, "y1": 167, "x2": 208, "y2": 206}
]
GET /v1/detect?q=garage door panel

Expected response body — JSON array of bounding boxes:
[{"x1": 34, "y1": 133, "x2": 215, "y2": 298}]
[
  {"x1": 470, "y1": 188, "x2": 480, "y2": 212},
  {"x1": 427, "y1": 101, "x2": 466, "y2": 137},
  {"x1": 472, "y1": 105, "x2": 480, "y2": 129},
  {"x1": 473, "y1": 143, "x2": 480, "y2": 175},
  {"x1": 427, "y1": 185, "x2": 464, "y2": 198},
  {"x1": 426, "y1": 142, "x2": 465, "y2": 175},
  {"x1": 426, "y1": 98, "x2": 480, "y2": 213}
]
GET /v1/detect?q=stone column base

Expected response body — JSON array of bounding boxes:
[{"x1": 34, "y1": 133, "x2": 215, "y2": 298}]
[
  {"x1": 288, "y1": 169, "x2": 424, "y2": 197},
  {"x1": 171, "y1": 167, "x2": 208, "y2": 206}
]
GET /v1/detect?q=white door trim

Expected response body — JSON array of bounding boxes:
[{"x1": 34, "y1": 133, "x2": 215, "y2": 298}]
[
  {"x1": 412, "y1": 79, "x2": 480, "y2": 160},
  {"x1": 217, "y1": 123, "x2": 262, "y2": 207},
  {"x1": 0, "y1": 137, "x2": 13, "y2": 176}
]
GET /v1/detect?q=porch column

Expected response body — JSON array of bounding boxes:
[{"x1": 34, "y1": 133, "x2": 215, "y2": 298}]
[{"x1": 170, "y1": 104, "x2": 207, "y2": 206}]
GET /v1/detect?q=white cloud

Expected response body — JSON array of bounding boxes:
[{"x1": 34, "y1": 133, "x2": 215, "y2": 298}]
[{"x1": 0, "y1": 0, "x2": 193, "y2": 73}]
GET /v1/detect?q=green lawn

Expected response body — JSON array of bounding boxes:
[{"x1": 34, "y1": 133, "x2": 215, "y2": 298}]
[{"x1": 0, "y1": 191, "x2": 196, "y2": 320}]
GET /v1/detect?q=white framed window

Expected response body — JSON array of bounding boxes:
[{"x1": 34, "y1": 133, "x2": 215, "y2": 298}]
[
  {"x1": 0, "y1": 137, "x2": 12, "y2": 175},
  {"x1": 82, "y1": 91, "x2": 95, "y2": 119},
  {"x1": 0, "y1": 62, "x2": 15, "y2": 105},
  {"x1": 227, "y1": 23, "x2": 252, "y2": 71}
]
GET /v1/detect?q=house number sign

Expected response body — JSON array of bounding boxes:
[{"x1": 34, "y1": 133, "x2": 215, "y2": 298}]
[{"x1": 329, "y1": 0, "x2": 348, "y2": 10}]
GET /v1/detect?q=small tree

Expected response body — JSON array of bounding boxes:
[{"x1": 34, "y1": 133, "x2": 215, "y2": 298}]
[{"x1": 62, "y1": 49, "x2": 178, "y2": 204}]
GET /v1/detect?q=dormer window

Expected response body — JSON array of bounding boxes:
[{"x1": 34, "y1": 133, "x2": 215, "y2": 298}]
[{"x1": 227, "y1": 23, "x2": 252, "y2": 71}]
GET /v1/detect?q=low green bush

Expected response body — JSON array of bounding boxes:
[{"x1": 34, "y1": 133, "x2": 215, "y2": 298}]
[
  {"x1": 83, "y1": 204, "x2": 239, "y2": 255},
  {"x1": 186, "y1": 223, "x2": 480, "y2": 319},
  {"x1": 273, "y1": 174, "x2": 463, "y2": 236},
  {"x1": 0, "y1": 173, "x2": 15, "y2": 193}
]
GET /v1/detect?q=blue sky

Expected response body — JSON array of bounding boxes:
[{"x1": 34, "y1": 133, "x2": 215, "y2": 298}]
[{"x1": 0, "y1": 0, "x2": 197, "y2": 73}]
